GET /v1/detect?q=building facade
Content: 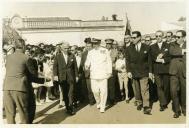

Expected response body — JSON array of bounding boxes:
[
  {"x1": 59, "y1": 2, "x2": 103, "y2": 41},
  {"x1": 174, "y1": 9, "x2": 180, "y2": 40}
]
[{"x1": 4, "y1": 14, "x2": 125, "y2": 46}]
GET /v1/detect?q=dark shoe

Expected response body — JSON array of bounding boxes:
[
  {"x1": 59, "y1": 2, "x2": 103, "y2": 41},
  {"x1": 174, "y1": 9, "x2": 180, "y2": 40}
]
[
  {"x1": 126, "y1": 100, "x2": 130, "y2": 103},
  {"x1": 173, "y1": 113, "x2": 180, "y2": 118},
  {"x1": 134, "y1": 101, "x2": 137, "y2": 106},
  {"x1": 49, "y1": 95, "x2": 56, "y2": 100},
  {"x1": 89, "y1": 101, "x2": 96, "y2": 106},
  {"x1": 160, "y1": 105, "x2": 167, "y2": 111},
  {"x1": 67, "y1": 106, "x2": 76, "y2": 115},
  {"x1": 137, "y1": 105, "x2": 142, "y2": 111},
  {"x1": 143, "y1": 107, "x2": 151, "y2": 115},
  {"x1": 58, "y1": 105, "x2": 63, "y2": 108}
]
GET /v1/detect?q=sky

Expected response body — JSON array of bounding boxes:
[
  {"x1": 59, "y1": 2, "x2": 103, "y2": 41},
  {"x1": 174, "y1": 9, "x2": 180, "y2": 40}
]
[{"x1": 2, "y1": 1, "x2": 186, "y2": 34}]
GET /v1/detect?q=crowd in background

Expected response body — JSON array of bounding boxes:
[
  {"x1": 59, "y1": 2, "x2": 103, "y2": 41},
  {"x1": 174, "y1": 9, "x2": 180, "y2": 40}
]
[{"x1": 2, "y1": 29, "x2": 186, "y2": 124}]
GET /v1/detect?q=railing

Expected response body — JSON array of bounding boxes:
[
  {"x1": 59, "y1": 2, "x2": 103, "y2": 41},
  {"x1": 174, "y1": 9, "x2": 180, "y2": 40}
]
[{"x1": 22, "y1": 19, "x2": 123, "y2": 29}]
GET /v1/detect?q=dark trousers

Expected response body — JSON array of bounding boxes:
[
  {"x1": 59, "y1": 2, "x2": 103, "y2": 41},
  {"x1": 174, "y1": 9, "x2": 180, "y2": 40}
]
[
  {"x1": 59, "y1": 80, "x2": 74, "y2": 110},
  {"x1": 86, "y1": 78, "x2": 95, "y2": 104},
  {"x1": 27, "y1": 89, "x2": 36, "y2": 124},
  {"x1": 3, "y1": 90, "x2": 29, "y2": 124},
  {"x1": 132, "y1": 77, "x2": 149, "y2": 107},
  {"x1": 108, "y1": 70, "x2": 116, "y2": 103},
  {"x1": 154, "y1": 74, "x2": 170, "y2": 107},
  {"x1": 170, "y1": 75, "x2": 186, "y2": 114}
]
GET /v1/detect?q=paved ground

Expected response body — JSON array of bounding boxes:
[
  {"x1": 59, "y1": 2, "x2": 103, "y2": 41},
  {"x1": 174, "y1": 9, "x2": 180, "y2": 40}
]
[{"x1": 33, "y1": 99, "x2": 186, "y2": 124}]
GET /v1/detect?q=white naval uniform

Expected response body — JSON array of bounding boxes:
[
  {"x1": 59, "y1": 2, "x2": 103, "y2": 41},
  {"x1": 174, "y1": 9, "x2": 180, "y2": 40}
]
[{"x1": 85, "y1": 47, "x2": 112, "y2": 112}]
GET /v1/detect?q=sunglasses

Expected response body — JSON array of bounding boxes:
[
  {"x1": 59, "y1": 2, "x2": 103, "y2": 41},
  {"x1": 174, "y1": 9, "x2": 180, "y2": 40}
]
[
  {"x1": 156, "y1": 35, "x2": 162, "y2": 38},
  {"x1": 145, "y1": 40, "x2": 151, "y2": 41},
  {"x1": 132, "y1": 37, "x2": 138, "y2": 39},
  {"x1": 176, "y1": 36, "x2": 182, "y2": 39},
  {"x1": 166, "y1": 36, "x2": 171, "y2": 38}
]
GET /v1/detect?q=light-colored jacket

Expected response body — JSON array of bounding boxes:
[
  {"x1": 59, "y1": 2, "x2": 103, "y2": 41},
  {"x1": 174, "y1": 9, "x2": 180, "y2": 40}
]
[{"x1": 85, "y1": 47, "x2": 112, "y2": 80}]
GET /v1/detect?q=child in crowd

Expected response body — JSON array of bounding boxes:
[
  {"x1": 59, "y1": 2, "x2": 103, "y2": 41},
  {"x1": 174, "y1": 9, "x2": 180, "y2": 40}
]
[
  {"x1": 115, "y1": 50, "x2": 129, "y2": 103},
  {"x1": 43, "y1": 56, "x2": 54, "y2": 102}
]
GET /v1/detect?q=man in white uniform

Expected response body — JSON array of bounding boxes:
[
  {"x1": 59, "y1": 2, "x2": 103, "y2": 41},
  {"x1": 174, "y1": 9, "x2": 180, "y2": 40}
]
[{"x1": 85, "y1": 38, "x2": 112, "y2": 113}]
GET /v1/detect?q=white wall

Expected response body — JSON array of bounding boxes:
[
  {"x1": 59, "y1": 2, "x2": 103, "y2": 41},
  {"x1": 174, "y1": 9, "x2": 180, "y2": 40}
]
[{"x1": 21, "y1": 30, "x2": 125, "y2": 46}]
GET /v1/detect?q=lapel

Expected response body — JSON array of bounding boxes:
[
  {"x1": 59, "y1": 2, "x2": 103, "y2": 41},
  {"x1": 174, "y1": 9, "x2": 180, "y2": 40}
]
[
  {"x1": 182, "y1": 41, "x2": 186, "y2": 49},
  {"x1": 60, "y1": 52, "x2": 67, "y2": 66}
]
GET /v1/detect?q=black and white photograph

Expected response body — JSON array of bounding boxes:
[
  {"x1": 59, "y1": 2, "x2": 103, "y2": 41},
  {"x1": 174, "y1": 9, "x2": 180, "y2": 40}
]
[{"x1": 0, "y1": 0, "x2": 188, "y2": 127}]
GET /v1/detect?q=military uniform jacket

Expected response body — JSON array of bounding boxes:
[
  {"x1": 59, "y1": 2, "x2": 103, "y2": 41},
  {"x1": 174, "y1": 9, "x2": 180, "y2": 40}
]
[
  {"x1": 169, "y1": 41, "x2": 186, "y2": 77},
  {"x1": 126, "y1": 43, "x2": 152, "y2": 78},
  {"x1": 85, "y1": 47, "x2": 112, "y2": 80},
  {"x1": 150, "y1": 42, "x2": 171, "y2": 74}
]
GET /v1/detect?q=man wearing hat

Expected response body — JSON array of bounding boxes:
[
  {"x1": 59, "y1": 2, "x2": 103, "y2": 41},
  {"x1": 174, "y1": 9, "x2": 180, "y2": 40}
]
[
  {"x1": 79, "y1": 38, "x2": 96, "y2": 105},
  {"x1": 85, "y1": 38, "x2": 112, "y2": 113},
  {"x1": 53, "y1": 42, "x2": 78, "y2": 115},
  {"x1": 105, "y1": 38, "x2": 118, "y2": 106}
]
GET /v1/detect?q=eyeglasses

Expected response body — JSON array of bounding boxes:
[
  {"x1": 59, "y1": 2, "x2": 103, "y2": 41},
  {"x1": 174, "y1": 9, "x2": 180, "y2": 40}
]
[
  {"x1": 132, "y1": 37, "x2": 137, "y2": 39},
  {"x1": 156, "y1": 35, "x2": 162, "y2": 38},
  {"x1": 176, "y1": 36, "x2": 182, "y2": 39}
]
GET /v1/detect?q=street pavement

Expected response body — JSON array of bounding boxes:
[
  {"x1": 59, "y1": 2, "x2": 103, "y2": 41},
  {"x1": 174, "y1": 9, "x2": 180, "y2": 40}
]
[{"x1": 33, "y1": 99, "x2": 186, "y2": 124}]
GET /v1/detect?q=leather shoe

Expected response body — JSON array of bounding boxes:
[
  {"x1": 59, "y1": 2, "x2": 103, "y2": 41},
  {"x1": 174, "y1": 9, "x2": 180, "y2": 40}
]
[
  {"x1": 126, "y1": 100, "x2": 130, "y2": 103},
  {"x1": 58, "y1": 105, "x2": 63, "y2": 108},
  {"x1": 143, "y1": 107, "x2": 151, "y2": 115},
  {"x1": 173, "y1": 113, "x2": 180, "y2": 118},
  {"x1": 137, "y1": 105, "x2": 142, "y2": 111},
  {"x1": 159, "y1": 106, "x2": 167, "y2": 111}
]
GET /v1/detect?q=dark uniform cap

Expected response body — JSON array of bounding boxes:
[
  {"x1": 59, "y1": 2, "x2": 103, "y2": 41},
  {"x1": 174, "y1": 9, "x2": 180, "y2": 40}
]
[
  {"x1": 84, "y1": 37, "x2": 92, "y2": 44},
  {"x1": 105, "y1": 38, "x2": 114, "y2": 44},
  {"x1": 91, "y1": 38, "x2": 101, "y2": 44}
]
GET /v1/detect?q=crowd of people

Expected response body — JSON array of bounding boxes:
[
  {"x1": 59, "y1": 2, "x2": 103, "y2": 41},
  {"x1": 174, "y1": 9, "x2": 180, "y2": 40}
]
[{"x1": 2, "y1": 29, "x2": 186, "y2": 124}]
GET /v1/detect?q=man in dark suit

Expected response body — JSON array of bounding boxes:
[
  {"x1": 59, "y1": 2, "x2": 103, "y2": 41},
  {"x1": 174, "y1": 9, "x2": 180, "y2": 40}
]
[
  {"x1": 169, "y1": 30, "x2": 186, "y2": 118},
  {"x1": 3, "y1": 39, "x2": 49, "y2": 124},
  {"x1": 79, "y1": 38, "x2": 96, "y2": 105},
  {"x1": 105, "y1": 38, "x2": 118, "y2": 106},
  {"x1": 53, "y1": 42, "x2": 78, "y2": 115},
  {"x1": 150, "y1": 30, "x2": 171, "y2": 112},
  {"x1": 126, "y1": 31, "x2": 152, "y2": 115}
]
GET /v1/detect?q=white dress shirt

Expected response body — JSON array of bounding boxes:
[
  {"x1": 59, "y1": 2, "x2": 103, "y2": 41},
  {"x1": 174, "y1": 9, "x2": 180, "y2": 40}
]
[
  {"x1": 135, "y1": 42, "x2": 142, "y2": 51},
  {"x1": 157, "y1": 42, "x2": 163, "y2": 49},
  {"x1": 62, "y1": 52, "x2": 68, "y2": 64}
]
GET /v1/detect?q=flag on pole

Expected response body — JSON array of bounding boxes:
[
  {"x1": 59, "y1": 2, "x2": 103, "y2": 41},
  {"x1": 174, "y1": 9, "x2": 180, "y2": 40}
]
[{"x1": 125, "y1": 13, "x2": 132, "y2": 35}]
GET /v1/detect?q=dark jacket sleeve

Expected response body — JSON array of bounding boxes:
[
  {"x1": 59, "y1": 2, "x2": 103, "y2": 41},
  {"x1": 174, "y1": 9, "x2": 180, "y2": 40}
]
[
  {"x1": 53, "y1": 54, "x2": 58, "y2": 76},
  {"x1": 26, "y1": 58, "x2": 45, "y2": 84},
  {"x1": 169, "y1": 43, "x2": 183, "y2": 57},
  {"x1": 125, "y1": 47, "x2": 131, "y2": 72},
  {"x1": 73, "y1": 55, "x2": 79, "y2": 78},
  {"x1": 148, "y1": 46, "x2": 152, "y2": 73},
  {"x1": 163, "y1": 44, "x2": 171, "y2": 63}
]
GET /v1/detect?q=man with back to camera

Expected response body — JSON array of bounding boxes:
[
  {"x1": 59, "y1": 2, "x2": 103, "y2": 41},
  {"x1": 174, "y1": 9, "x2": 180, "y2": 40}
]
[{"x1": 3, "y1": 38, "x2": 50, "y2": 124}]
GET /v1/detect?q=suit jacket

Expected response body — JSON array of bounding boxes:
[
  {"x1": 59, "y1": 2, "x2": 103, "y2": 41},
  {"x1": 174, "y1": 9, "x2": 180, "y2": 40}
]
[
  {"x1": 169, "y1": 41, "x2": 186, "y2": 77},
  {"x1": 53, "y1": 52, "x2": 78, "y2": 83},
  {"x1": 126, "y1": 43, "x2": 152, "y2": 78},
  {"x1": 150, "y1": 42, "x2": 171, "y2": 74},
  {"x1": 3, "y1": 50, "x2": 44, "y2": 92},
  {"x1": 79, "y1": 50, "x2": 90, "y2": 78}
]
